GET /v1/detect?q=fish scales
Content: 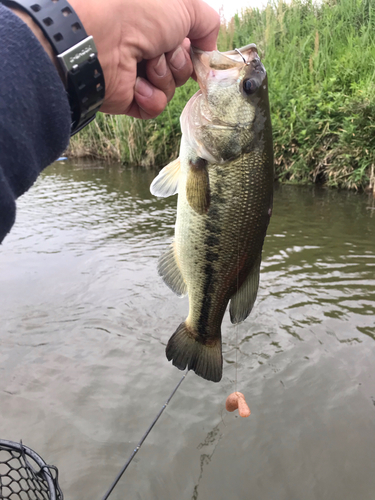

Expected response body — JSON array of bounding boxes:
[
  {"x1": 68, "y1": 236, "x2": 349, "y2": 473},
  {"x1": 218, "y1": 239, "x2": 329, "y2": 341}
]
[
  {"x1": 150, "y1": 44, "x2": 273, "y2": 382},
  {"x1": 177, "y1": 152, "x2": 271, "y2": 332}
]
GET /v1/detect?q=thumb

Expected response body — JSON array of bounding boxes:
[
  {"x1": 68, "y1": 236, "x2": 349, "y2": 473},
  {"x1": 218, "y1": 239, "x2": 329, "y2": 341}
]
[{"x1": 186, "y1": 0, "x2": 220, "y2": 51}]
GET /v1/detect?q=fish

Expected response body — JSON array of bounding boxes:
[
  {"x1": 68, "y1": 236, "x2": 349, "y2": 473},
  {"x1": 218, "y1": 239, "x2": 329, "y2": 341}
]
[{"x1": 150, "y1": 44, "x2": 273, "y2": 382}]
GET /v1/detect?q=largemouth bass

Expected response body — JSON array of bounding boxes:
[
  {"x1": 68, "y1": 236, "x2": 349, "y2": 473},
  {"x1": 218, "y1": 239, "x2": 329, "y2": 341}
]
[{"x1": 150, "y1": 44, "x2": 273, "y2": 382}]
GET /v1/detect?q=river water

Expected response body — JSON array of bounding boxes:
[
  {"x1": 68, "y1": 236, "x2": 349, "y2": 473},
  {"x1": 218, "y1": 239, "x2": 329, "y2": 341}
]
[{"x1": 1, "y1": 160, "x2": 374, "y2": 500}]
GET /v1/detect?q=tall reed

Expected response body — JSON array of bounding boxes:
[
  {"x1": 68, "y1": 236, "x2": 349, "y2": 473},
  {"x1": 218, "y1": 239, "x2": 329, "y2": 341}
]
[{"x1": 69, "y1": 0, "x2": 375, "y2": 190}]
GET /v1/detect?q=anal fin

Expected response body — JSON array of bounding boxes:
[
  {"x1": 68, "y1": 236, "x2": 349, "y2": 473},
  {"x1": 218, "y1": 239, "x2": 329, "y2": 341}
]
[
  {"x1": 158, "y1": 242, "x2": 187, "y2": 297},
  {"x1": 229, "y1": 254, "x2": 261, "y2": 324}
]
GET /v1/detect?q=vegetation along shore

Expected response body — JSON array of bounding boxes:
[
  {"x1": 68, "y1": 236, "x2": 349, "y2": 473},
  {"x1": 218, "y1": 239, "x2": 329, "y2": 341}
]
[{"x1": 69, "y1": 0, "x2": 375, "y2": 191}]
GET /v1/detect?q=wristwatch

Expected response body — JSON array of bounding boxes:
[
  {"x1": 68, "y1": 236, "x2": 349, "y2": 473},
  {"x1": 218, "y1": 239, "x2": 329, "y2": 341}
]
[{"x1": 1, "y1": 0, "x2": 105, "y2": 135}]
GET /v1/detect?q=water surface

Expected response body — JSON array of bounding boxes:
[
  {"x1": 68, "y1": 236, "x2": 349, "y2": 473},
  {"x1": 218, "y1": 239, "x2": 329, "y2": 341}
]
[{"x1": 1, "y1": 161, "x2": 374, "y2": 500}]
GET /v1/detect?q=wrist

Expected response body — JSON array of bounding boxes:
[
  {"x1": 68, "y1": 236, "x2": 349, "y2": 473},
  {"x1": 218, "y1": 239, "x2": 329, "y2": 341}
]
[{"x1": 66, "y1": 0, "x2": 122, "y2": 111}]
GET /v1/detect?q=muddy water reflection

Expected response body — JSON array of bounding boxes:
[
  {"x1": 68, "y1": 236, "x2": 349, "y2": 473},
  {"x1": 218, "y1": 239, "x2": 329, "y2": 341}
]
[{"x1": 1, "y1": 161, "x2": 374, "y2": 500}]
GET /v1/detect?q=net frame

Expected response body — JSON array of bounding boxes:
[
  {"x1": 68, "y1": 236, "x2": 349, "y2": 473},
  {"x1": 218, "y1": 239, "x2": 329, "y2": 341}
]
[{"x1": 0, "y1": 440, "x2": 63, "y2": 500}]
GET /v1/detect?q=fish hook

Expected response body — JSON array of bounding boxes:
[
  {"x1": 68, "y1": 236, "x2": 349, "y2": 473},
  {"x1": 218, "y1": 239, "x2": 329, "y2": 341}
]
[{"x1": 234, "y1": 48, "x2": 250, "y2": 65}]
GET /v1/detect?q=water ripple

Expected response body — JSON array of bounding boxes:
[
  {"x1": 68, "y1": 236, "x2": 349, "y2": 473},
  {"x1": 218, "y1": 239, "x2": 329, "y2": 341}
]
[{"x1": 1, "y1": 164, "x2": 375, "y2": 500}]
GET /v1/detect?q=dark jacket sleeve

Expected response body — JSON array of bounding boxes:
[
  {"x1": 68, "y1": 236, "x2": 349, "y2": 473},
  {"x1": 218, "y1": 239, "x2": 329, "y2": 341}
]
[{"x1": 0, "y1": 4, "x2": 71, "y2": 244}]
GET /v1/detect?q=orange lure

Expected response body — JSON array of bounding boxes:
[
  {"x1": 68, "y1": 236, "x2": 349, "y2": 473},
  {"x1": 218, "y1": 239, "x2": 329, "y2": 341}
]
[{"x1": 225, "y1": 392, "x2": 251, "y2": 418}]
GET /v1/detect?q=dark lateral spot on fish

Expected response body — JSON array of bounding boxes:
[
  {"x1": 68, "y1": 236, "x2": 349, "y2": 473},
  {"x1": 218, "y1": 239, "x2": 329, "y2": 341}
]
[
  {"x1": 206, "y1": 250, "x2": 219, "y2": 262},
  {"x1": 208, "y1": 205, "x2": 220, "y2": 218},
  {"x1": 197, "y1": 263, "x2": 215, "y2": 336},
  {"x1": 205, "y1": 221, "x2": 222, "y2": 235},
  {"x1": 211, "y1": 193, "x2": 226, "y2": 204},
  {"x1": 189, "y1": 157, "x2": 207, "y2": 171},
  {"x1": 205, "y1": 234, "x2": 220, "y2": 247}
]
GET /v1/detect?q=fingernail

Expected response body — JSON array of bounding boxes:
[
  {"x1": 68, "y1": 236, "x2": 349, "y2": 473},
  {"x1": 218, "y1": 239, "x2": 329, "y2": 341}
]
[
  {"x1": 154, "y1": 53, "x2": 167, "y2": 77},
  {"x1": 170, "y1": 46, "x2": 186, "y2": 70},
  {"x1": 135, "y1": 77, "x2": 153, "y2": 98}
]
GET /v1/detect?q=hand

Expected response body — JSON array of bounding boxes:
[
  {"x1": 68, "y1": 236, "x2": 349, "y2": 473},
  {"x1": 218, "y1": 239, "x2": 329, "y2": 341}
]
[{"x1": 68, "y1": 0, "x2": 220, "y2": 118}]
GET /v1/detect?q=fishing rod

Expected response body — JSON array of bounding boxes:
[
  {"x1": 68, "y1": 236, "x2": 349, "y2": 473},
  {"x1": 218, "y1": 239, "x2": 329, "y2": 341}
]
[{"x1": 101, "y1": 371, "x2": 188, "y2": 500}]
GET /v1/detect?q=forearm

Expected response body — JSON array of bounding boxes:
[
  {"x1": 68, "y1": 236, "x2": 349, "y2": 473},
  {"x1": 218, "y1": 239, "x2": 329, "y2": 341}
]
[
  {"x1": 9, "y1": 6, "x2": 63, "y2": 79},
  {"x1": 0, "y1": 4, "x2": 71, "y2": 243}
]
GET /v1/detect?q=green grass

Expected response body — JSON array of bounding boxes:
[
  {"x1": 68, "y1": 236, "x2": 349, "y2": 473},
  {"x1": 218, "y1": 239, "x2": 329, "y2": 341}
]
[{"x1": 69, "y1": 0, "x2": 375, "y2": 191}]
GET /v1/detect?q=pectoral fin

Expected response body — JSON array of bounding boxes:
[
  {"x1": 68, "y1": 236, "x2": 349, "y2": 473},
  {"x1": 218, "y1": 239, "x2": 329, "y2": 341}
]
[
  {"x1": 186, "y1": 157, "x2": 210, "y2": 215},
  {"x1": 158, "y1": 242, "x2": 187, "y2": 297},
  {"x1": 150, "y1": 158, "x2": 181, "y2": 197},
  {"x1": 229, "y1": 254, "x2": 261, "y2": 324}
]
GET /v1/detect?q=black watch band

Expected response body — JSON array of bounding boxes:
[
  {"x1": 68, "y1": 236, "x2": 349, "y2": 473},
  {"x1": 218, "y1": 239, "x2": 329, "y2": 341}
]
[{"x1": 2, "y1": 0, "x2": 105, "y2": 135}]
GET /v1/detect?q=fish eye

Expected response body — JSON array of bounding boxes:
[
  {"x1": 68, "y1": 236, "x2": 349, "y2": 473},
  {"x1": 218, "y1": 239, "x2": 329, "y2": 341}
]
[{"x1": 243, "y1": 78, "x2": 258, "y2": 95}]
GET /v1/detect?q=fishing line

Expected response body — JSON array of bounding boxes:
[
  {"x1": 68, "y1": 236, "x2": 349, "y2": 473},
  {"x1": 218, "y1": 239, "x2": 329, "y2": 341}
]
[
  {"x1": 235, "y1": 208, "x2": 240, "y2": 394},
  {"x1": 235, "y1": 323, "x2": 238, "y2": 393},
  {"x1": 101, "y1": 371, "x2": 188, "y2": 500}
]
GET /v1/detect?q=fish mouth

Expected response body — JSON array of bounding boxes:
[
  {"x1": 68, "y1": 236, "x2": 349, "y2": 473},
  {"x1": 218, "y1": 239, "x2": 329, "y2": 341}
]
[
  {"x1": 191, "y1": 44, "x2": 258, "y2": 69},
  {"x1": 222, "y1": 44, "x2": 259, "y2": 64},
  {"x1": 191, "y1": 44, "x2": 260, "y2": 92}
]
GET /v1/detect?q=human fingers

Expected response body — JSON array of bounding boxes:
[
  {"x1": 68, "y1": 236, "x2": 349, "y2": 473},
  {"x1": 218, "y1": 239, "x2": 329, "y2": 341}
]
[
  {"x1": 145, "y1": 40, "x2": 193, "y2": 103},
  {"x1": 184, "y1": 0, "x2": 220, "y2": 51},
  {"x1": 166, "y1": 41, "x2": 193, "y2": 88},
  {"x1": 68, "y1": 0, "x2": 220, "y2": 116},
  {"x1": 133, "y1": 77, "x2": 168, "y2": 119},
  {"x1": 146, "y1": 54, "x2": 176, "y2": 103}
]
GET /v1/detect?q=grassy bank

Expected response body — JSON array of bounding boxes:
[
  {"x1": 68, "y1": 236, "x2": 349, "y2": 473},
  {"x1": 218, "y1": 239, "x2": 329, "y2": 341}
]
[{"x1": 69, "y1": 0, "x2": 375, "y2": 191}]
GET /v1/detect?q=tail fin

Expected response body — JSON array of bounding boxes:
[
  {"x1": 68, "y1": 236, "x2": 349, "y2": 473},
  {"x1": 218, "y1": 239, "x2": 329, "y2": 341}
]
[{"x1": 166, "y1": 322, "x2": 222, "y2": 382}]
